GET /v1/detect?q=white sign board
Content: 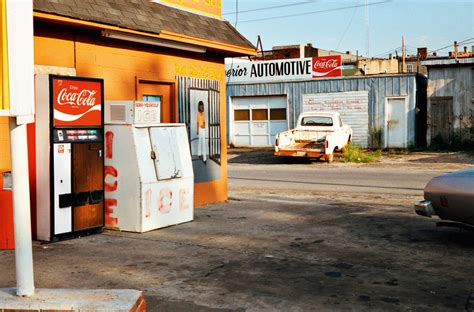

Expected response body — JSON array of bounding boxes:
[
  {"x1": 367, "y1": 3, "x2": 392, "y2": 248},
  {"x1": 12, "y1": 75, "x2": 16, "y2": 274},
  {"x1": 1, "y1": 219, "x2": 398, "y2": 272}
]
[
  {"x1": 134, "y1": 101, "x2": 160, "y2": 124},
  {"x1": 226, "y1": 58, "x2": 312, "y2": 84},
  {"x1": 302, "y1": 91, "x2": 369, "y2": 147}
]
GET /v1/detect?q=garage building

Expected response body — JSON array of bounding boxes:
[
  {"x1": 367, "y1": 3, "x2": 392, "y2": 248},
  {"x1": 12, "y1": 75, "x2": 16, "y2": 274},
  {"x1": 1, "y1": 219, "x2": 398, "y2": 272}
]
[{"x1": 226, "y1": 61, "x2": 427, "y2": 148}]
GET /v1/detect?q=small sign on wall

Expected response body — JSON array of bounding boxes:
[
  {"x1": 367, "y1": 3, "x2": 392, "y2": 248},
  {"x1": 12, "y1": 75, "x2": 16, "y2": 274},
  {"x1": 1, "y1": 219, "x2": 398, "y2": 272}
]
[{"x1": 134, "y1": 101, "x2": 161, "y2": 124}]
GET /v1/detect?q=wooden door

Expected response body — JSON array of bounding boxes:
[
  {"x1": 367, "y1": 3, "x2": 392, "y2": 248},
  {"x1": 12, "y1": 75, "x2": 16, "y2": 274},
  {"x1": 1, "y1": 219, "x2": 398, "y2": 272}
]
[
  {"x1": 72, "y1": 142, "x2": 103, "y2": 231},
  {"x1": 430, "y1": 97, "x2": 453, "y2": 144}
]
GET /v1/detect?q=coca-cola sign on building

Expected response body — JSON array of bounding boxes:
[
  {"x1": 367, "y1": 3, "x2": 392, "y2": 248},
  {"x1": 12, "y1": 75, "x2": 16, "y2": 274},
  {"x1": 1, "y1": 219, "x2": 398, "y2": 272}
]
[
  {"x1": 53, "y1": 77, "x2": 103, "y2": 127},
  {"x1": 312, "y1": 55, "x2": 342, "y2": 78}
]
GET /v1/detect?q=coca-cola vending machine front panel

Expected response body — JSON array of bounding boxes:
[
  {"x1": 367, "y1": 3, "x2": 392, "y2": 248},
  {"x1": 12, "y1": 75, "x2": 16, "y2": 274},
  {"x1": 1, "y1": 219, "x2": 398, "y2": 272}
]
[
  {"x1": 40, "y1": 75, "x2": 105, "y2": 241},
  {"x1": 51, "y1": 76, "x2": 103, "y2": 127}
]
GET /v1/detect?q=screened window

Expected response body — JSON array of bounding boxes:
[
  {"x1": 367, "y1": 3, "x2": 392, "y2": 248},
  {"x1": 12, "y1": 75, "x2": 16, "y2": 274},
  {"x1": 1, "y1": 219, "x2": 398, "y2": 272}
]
[
  {"x1": 270, "y1": 108, "x2": 287, "y2": 120},
  {"x1": 301, "y1": 116, "x2": 333, "y2": 126},
  {"x1": 252, "y1": 109, "x2": 268, "y2": 121},
  {"x1": 234, "y1": 110, "x2": 250, "y2": 121}
]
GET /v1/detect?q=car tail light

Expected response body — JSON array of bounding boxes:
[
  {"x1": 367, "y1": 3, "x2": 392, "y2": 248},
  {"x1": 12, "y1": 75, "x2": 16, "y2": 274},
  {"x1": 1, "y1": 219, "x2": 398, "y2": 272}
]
[
  {"x1": 325, "y1": 140, "x2": 328, "y2": 149},
  {"x1": 275, "y1": 137, "x2": 279, "y2": 146}
]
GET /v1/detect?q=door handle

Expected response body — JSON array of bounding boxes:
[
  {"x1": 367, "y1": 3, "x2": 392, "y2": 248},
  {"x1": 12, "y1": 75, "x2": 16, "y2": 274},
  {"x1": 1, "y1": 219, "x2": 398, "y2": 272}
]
[{"x1": 98, "y1": 150, "x2": 102, "y2": 158}]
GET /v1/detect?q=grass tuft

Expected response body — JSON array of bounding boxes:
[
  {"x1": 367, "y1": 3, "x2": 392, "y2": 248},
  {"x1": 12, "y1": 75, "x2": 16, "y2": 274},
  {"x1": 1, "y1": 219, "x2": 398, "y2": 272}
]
[{"x1": 342, "y1": 144, "x2": 382, "y2": 163}]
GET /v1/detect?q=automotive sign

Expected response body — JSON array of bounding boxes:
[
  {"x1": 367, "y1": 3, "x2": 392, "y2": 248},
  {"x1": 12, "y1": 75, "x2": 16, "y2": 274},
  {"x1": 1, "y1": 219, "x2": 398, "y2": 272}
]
[
  {"x1": 52, "y1": 77, "x2": 103, "y2": 127},
  {"x1": 226, "y1": 56, "x2": 344, "y2": 84}
]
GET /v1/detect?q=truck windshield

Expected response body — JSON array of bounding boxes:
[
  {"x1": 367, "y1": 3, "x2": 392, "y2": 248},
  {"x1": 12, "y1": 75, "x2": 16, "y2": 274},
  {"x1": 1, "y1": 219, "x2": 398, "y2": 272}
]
[{"x1": 301, "y1": 116, "x2": 333, "y2": 126}]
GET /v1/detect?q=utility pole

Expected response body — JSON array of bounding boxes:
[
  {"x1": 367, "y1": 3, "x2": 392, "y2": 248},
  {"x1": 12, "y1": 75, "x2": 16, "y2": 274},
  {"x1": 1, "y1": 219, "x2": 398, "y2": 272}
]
[
  {"x1": 402, "y1": 34, "x2": 406, "y2": 73},
  {"x1": 365, "y1": 0, "x2": 370, "y2": 57},
  {"x1": 1, "y1": 0, "x2": 35, "y2": 297}
]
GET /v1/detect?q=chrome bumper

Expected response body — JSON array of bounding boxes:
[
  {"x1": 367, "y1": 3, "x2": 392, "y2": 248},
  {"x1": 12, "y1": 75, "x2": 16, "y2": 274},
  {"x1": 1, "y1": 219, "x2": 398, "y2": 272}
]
[{"x1": 414, "y1": 200, "x2": 436, "y2": 217}]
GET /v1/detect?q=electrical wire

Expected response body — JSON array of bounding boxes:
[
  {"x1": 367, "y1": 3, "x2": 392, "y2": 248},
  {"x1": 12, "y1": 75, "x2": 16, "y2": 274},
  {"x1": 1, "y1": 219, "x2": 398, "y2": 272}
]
[
  {"x1": 226, "y1": 0, "x2": 239, "y2": 86},
  {"x1": 373, "y1": 46, "x2": 401, "y2": 58},
  {"x1": 223, "y1": 0, "x2": 318, "y2": 15},
  {"x1": 430, "y1": 37, "x2": 474, "y2": 53},
  {"x1": 239, "y1": 0, "x2": 392, "y2": 24},
  {"x1": 335, "y1": 2, "x2": 359, "y2": 51}
]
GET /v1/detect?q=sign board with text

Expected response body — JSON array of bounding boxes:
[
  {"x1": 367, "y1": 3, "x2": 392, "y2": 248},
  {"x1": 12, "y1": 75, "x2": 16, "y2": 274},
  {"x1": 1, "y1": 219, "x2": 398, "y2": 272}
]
[
  {"x1": 134, "y1": 101, "x2": 161, "y2": 124},
  {"x1": 52, "y1": 77, "x2": 103, "y2": 127},
  {"x1": 302, "y1": 91, "x2": 369, "y2": 147},
  {"x1": 226, "y1": 56, "x2": 344, "y2": 84}
]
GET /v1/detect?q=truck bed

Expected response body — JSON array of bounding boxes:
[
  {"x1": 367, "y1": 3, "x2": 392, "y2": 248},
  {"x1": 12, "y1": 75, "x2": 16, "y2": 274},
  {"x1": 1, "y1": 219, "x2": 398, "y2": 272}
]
[{"x1": 274, "y1": 141, "x2": 325, "y2": 158}]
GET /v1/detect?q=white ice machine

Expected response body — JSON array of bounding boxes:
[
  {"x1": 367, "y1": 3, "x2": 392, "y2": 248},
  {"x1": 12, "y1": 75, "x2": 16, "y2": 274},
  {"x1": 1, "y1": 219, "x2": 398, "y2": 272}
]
[{"x1": 104, "y1": 101, "x2": 194, "y2": 232}]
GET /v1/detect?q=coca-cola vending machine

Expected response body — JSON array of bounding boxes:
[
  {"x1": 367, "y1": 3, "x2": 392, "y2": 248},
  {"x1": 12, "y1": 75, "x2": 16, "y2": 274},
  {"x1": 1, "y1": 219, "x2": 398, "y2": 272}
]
[{"x1": 30, "y1": 75, "x2": 104, "y2": 241}]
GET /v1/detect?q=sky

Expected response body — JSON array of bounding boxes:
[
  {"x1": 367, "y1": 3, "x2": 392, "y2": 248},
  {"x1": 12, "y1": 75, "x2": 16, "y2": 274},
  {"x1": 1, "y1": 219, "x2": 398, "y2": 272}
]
[{"x1": 221, "y1": 0, "x2": 474, "y2": 58}]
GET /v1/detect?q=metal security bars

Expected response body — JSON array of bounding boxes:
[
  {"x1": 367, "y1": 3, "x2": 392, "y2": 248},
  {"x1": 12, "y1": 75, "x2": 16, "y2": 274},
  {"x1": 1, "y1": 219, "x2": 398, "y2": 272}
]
[{"x1": 177, "y1": 76, "x2": 221, "y2": 165}]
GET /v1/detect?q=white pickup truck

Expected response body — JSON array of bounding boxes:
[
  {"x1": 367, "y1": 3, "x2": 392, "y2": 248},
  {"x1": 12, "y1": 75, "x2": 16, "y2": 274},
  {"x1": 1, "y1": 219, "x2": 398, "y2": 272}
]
[{"x1": 274, "y1": 112, "x2": 352, "y2": 162}]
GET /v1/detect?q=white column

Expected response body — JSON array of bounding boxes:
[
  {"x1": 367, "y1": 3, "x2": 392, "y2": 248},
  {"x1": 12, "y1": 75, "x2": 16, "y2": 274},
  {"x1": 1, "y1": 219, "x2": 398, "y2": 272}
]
[{"x1": 9, "y1": 117, "x2": 35, "y2": 297}]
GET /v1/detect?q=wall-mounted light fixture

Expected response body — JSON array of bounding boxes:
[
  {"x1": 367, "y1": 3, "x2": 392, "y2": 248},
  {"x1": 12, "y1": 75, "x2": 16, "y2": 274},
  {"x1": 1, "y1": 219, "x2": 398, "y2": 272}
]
[{"x1": 101, "y1": 30, "x2": 207, "y2": 54}]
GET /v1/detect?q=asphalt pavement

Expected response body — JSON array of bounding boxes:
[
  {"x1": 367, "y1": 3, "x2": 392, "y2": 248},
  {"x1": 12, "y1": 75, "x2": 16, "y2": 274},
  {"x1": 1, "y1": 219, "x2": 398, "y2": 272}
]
[{"x1": 0, "y1": 150, "x2": 473, "y2": 311}]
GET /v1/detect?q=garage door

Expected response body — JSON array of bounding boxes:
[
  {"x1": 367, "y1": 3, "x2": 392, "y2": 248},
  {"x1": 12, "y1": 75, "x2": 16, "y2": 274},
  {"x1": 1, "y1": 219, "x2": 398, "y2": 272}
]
[{"x1": 231, "y1": 96, "x2": 288, "y2": 147}]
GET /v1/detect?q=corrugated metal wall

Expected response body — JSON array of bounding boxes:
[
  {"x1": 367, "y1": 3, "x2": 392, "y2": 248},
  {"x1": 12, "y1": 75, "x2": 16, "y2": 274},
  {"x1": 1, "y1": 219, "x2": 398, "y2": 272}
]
[
  {"x1": 426, "y1": 66, "x2": 474, "y2": 144},
  {"x1": 227, "y1": 74, "x2": 421, "y2": 148}
]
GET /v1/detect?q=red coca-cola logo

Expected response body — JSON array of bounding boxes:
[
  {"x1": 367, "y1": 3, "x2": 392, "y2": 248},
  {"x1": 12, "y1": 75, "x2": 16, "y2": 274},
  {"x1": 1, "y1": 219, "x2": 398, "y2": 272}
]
[
  {"x1": 313, "y1": 59, "x2": 339, "y2": 70},
  {"x1": 312, "y1": 55, "x2": 342, "y2": 78},
  {"x1": 57, "y1": 88, "x2": 97, "y2": 107},
  {"x1": 53, "y1": 78, "x2": 103, "y2": 127}
]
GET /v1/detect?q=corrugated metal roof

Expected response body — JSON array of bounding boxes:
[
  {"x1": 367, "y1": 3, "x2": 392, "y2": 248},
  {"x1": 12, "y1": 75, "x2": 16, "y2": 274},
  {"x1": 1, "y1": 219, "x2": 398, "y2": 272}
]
[
  {"x1": 422, "y1": 58, "x2": 474, "y2": 66},
  {"x1": 33, "y1": 0, "x2": 255, "y2": 50}
]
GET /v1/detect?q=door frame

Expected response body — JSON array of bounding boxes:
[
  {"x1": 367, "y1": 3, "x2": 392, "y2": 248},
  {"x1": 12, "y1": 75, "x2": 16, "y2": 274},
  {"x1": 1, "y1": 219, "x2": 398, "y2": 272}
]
[
  {"x1": 384, "y1": 96, "x2": 408, "y2": 148},
  {"x1": 136, "y1": 77, "x2": 176, "y2": 122}
]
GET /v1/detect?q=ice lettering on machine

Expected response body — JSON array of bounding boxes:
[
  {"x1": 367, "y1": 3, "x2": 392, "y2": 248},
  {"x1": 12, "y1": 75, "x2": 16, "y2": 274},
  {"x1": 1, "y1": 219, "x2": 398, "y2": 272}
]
[{"x1": 104, "y1": 130, "x2": 119, "y2": 228}]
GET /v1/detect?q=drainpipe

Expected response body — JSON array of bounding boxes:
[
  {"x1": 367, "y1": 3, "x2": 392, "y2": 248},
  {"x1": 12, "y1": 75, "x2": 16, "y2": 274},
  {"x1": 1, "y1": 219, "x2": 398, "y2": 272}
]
[{"x1": 9, "y1": 117, "x2": 35, "y2": 297}]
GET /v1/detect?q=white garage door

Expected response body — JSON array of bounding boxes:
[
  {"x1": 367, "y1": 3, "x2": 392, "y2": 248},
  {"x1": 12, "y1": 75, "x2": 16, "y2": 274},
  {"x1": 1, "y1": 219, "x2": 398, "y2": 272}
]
[{"x1": 232, "y1": 96, "x2": 288, "y2": 147}]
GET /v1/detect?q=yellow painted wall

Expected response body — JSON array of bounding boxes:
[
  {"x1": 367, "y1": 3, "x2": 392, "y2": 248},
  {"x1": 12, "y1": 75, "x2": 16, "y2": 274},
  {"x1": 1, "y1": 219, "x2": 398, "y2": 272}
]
[
  {"x1": 31, "y1": 21, "x2": 228, "y2": 205},
  {"x1": 0, "y1": 117, "x2": 9, "y2": 170},
  {"x1": 159, "y1": 0, "x2": 221, "y2": 18}
]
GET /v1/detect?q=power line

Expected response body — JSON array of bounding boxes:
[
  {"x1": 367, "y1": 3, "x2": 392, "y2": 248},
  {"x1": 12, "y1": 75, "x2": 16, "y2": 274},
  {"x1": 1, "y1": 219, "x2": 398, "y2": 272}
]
[
  {"x1": 373, "y1": 46, "x2": 401, "y2": 58},
  {"x1": 335, "y1": 2, "x2": 359, "y2": 51},
  {"x1": 430, "y1": 37, "x2": 474, "y2": 53},
  {"x1": 239, "y1": 0, "x2": 392, "y2": 24},
  {"x1": 223, "y1": 0, "x2": 318, "y2": 15}
]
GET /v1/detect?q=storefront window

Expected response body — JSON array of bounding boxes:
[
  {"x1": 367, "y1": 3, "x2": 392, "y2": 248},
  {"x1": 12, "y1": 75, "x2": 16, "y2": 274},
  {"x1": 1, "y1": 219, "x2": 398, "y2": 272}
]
[
  {"x1": 270, "y1": 108, "x2": 287, "y2": 120},
  {"x1": 234, "y1": 109, "x2": 250, "y2": 121},
  {"x1": 252, "y1": 109, "x2": 268, "y2": 121}
]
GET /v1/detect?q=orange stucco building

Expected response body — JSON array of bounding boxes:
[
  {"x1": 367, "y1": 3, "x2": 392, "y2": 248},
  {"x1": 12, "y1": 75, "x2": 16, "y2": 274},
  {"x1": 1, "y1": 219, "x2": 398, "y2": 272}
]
[{"x1": 0, "y1": 0, "x2": 256, "y2": 241}]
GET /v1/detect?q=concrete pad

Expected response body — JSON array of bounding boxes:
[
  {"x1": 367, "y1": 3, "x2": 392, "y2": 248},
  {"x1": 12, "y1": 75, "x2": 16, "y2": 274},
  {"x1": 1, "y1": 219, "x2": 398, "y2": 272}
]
[{"x1": 0, "y1": 288, "x2": 145, "y2": 312}]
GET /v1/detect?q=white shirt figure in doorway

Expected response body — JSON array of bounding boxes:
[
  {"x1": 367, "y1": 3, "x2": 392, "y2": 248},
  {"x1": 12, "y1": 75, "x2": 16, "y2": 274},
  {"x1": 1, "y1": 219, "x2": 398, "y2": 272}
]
[{"x1": 196, "y1": 101, "x2": 207, "y2": 163}]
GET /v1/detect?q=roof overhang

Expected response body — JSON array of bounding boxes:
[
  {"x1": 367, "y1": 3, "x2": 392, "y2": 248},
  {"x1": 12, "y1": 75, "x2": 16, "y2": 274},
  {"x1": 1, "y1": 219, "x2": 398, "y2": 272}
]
[{"x1": 33, "y1": 11, "x2": 257, "y2": 57}]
